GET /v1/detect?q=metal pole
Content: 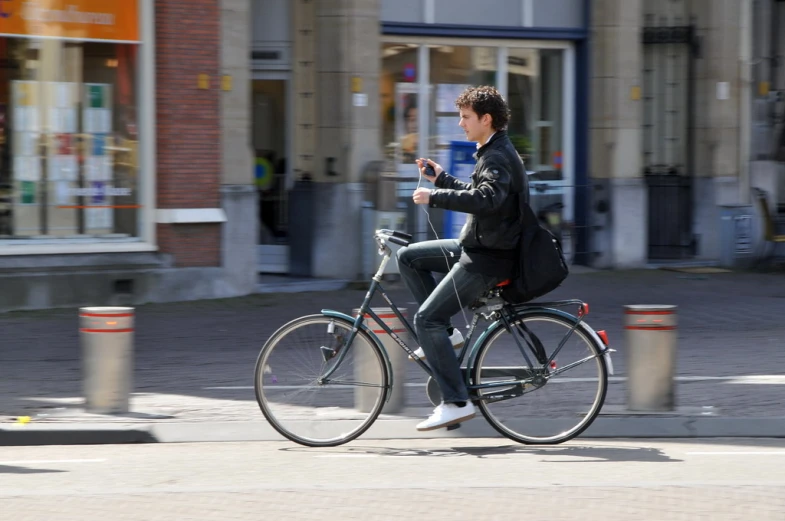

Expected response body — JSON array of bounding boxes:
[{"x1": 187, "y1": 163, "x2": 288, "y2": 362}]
[
  {"x1": 79, "y1": 307, "x2": 135, "y2": 414},
  {"x1": 624, "y1": 304, "x2": 678, "y2": 411}
]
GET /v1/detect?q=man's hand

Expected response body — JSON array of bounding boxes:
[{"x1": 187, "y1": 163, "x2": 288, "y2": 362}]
[
  {"x1": 415, "y1": 158, "x2": 443, "y2": 184},
  {"x1": 413, "y1": 187, "x2": 432, "y2": 205}
]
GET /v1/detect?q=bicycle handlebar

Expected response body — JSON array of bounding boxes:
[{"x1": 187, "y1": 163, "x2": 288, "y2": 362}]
[
  {"x1": 378, "y1": 229, "x2": 412, "y2": 241},
  {"x1": 391, "y1": 230, "x2": 412, "y2": 241},
  {"x1": 387, "y1": 236, "x2": 409, "y2": 247}
]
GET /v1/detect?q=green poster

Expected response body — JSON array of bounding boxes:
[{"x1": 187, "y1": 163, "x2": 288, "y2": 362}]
[
  {"x1": 88, "y1": 85, "x2": 104, "y2": 108},
  {"x1": 20, "y1": 181, "x2": 36, "y2": 204}
]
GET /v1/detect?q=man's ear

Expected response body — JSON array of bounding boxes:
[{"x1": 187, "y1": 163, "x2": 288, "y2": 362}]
[{"x1": 482, "y1": 113, "x2": 493, "y2": 128}]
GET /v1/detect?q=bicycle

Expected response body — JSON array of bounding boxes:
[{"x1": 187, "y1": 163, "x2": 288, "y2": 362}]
[{"x1": 254, "y1": 229, "x2": 615, "y2": 447}]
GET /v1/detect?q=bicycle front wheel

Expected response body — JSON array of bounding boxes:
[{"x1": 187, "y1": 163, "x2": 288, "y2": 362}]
[
  {"x1": 254, "y1": 314, "x2": 389, "y2": 447},
  {"x1": 471, "y1": 310, "x2": 608, "y2": 444}
]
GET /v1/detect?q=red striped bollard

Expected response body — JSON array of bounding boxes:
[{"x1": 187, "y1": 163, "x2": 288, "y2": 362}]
[
  {"x1": 624, "y1": 305, "x2": 677, "y2": 412},
  {"x1": 79, "y1": 307, "x2": 135, "y2": 414},
  {"x1": 352, "y1": 307, "x2": 409, "y2": 414}
]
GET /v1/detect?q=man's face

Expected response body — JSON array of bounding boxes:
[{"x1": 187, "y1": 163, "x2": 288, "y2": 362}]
[{"x1": 458, "y1": 106, "x2": 488, "y2": 143}]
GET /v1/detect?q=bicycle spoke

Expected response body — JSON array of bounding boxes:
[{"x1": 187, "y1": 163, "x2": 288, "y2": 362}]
[
  {"x1": 254, "y1": 315, "x2": 388, "y2": 447},
  {"x1": 473, "y1": 312, "x2": 607, "y2": 444},
  {"x1": 325, "y1": 380, "x2": 386, "y2": 388},
  {"x1": 548, "y1": 354, "x2": 602, "y2": 378}
]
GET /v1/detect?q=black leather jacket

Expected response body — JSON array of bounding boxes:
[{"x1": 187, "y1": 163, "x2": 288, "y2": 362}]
[{"x1": 429, "y1": 131, "x2": 529, "y2": 251}]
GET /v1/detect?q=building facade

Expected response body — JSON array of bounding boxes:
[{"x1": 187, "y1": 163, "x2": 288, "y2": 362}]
[
  {"x1": 253, "y1": 0, "x2": 591, "y2": 278},
  {"x1": 256, "y1": 0, "x2": 785, "y2": 280},
  {"x1": 591, "y1": 0, "x2": 785, "y2": 268},
  {"x1": 0, "y1": 0, "x2": 255, "y2": 311},
  {"x1": 2, "y1": 0, "x2": 784, "y2": 311}
]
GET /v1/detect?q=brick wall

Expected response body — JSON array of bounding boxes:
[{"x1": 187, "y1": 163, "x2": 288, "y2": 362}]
[
  {"x1": 155, "y1": 0, "x2": 222, "y2": 267},
  {"x1": 156, "y1": 224, "x2": 221, "y2": 268}
]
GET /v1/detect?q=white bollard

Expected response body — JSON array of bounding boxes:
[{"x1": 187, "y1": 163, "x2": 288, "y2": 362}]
[
  {"x1": 624, "y1": 304, "x2": 678, "y2": 412},
  {"x1": 353, "y1": 307, "x2": 409, "y2": 414},
  {"x1": 79, "y1": 307, "x2": 135, "y2": 414}
]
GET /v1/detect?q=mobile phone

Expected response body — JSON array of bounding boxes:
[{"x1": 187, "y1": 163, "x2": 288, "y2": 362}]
[{"x1": 423, "y1": 164, "x2": 436, "y2": 178}]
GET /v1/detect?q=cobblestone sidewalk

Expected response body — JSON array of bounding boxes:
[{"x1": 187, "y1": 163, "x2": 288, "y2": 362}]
[{"x1": 2, "y1": 268, "x2": 785, "y2": 426}]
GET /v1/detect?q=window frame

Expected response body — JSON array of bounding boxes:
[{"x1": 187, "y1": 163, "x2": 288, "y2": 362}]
[
  {"x1": 382, "y1": 35, "x2": 576, "y2": 235},
  {"x1": 0, "y1": 0, "x2": 156, "y2": 256}
]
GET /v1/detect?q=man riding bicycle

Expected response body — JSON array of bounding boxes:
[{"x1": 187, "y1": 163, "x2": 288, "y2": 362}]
[{"x1": 397, "y1": 85, "x2": 530, "y2": 431}]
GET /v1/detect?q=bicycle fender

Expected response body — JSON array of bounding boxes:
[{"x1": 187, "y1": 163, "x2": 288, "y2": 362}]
[
  {"x1": 541, "y1": 309, "x2": 615, "y2": 376},
  {"x1": 577, "y1": 320, "x2": 615, "y2": 376},
  {"x1": 320, "y1": 309, "x2": 396, "y2": 398}
]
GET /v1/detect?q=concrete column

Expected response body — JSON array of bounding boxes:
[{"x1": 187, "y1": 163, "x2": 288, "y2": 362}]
[
  {"x1": 220, "y1": 0, "x2": 257, "y2": 292},
  {"x1": 689, "y1": 0, "x2": 753, "y2": 259},
  {"x1": 308, "y1": 0, "x2": 381, "y2": 278},
  {"x1": 292, "y1": 0, "x2": 318, "y2": 182},
  {"x1": 589, "y1": 0, "x2": 647, "y2": 268}
]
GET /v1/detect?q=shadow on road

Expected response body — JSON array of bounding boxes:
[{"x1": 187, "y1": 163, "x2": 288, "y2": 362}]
[
  {"x1": 0, "y1": 465, "x2": 65, "y2": 475},
  {"x1": 281, "y1": 443, "x2": 682, "y2": 462}
]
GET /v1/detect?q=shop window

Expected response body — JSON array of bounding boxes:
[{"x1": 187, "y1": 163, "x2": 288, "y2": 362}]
[
  {"x1": 0, "y1": 5, "x2": 140, "y2": 241},
  {"x1": 380, "y1": 43, "x2": 419, "y2": 172}
]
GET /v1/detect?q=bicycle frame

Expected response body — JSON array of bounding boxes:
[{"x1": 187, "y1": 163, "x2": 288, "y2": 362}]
[
  {"x1": 317, "y1": 240, "x2": 487, "y2": 385},
  {"x1": 318, "y1": 234, "x2": 612, "y2": 405},
  {"x1": 320, "y1": 278, "x2": 482, "y2": 382},
  {"x1": 464, "y1": 301, "x2": 602, "y2": 402}
]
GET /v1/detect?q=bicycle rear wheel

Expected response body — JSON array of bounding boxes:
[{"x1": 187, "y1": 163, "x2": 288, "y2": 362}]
[
  {"x1": 254, "y1": 314, "x2": 389, "y2": 447},
  {"x1": 471, "y1": 310, "x2": 608, "y2": 444}
]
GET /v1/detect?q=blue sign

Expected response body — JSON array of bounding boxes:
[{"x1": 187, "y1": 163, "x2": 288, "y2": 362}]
[
  {"x1": 443, "y1": 141, "x2": 476, "y2": 238},
  {"x1": 403, "y1": 63, "x2": 416, "y2": 81}
]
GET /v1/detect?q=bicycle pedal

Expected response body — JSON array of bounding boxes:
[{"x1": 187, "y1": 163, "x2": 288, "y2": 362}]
[{"x1": 446, "y1": 423, "x2": 461, "y2": 431}]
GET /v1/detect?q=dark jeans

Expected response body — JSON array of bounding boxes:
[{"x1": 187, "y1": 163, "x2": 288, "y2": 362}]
[{"x1": 397, "y1": 239, "x2": 504, "y2": 404}]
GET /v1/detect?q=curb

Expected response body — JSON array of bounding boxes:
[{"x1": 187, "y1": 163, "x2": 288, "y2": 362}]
[
  {"x1": 0, "y1": 424, "x2": 156, "y2": 446},
  {"x1": 2, "y1": 417, "x2": 784, "y2": 446}
]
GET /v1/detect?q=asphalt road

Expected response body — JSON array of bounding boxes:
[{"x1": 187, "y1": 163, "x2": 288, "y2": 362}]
[{"x1": 2, "y1": 438, "x2": 784, "y2": 520}]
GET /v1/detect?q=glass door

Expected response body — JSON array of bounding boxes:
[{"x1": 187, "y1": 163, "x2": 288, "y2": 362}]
[
  {"x1": 253, "y1": 75, "x2": 292, "y2": 274},
  {"x1": 379, "y1": 38, "x2": 575, "y2": 251},
  {"x1": 506, "y1": 46, "x2": 574, "y2": 261},
  {"x1": 252, "y1": 78, "x2": 288, "y2": 246},
  {"x1": 428, "y1": 45, "x2": 498, "y2": 238}
]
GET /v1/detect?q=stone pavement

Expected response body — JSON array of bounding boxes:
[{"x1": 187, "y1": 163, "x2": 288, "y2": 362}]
[
  {"x1": 2, "y1": 267, "x2": 785, "y2": 445},
  {"x1": 4, "y1": 440, "x2": 785, "y2": 520}
]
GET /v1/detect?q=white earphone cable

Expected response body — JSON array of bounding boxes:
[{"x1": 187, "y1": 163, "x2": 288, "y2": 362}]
[{"x1": 416, "y1": 164, "x2": 470, "y2": 329}]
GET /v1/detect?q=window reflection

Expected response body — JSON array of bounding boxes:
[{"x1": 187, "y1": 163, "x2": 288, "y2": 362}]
[
  {"x1": 507, "y1": 48, "x2": 563, "y2": 178},
  {"x1": 380, "y1": 42, "x2": 419, "y2": 171},
  {"x1": 428, "y1": 45, "x2": 497, "y2": 169},
  {"x1": 0, "y1": 38, "x2": 139, "y2": 239}
]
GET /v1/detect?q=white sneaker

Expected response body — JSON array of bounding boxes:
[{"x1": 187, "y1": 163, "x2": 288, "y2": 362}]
[
  {"x1": 416, "y1": 401, "x2": 476, "y2": 431},
  {"x1": 408, "y1": 329, "x2": 464, "y2": 360}
]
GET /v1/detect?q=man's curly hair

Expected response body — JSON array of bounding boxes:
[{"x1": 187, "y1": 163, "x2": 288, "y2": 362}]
[{"x1": 454, "y1": 85, "x2": 510, "y2": 131}]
